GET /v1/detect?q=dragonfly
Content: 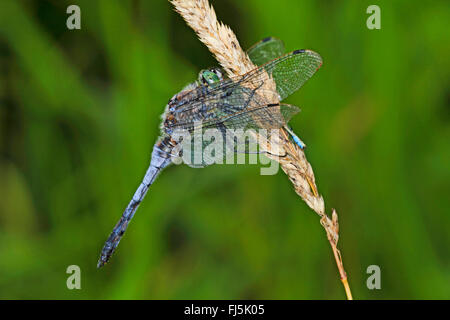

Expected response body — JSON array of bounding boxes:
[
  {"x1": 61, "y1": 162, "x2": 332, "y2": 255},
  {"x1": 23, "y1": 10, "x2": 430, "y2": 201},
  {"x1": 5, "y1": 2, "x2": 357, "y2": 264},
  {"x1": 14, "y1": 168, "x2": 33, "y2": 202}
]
[{"x1": 97, "y1": 37, "x2": 322, "y2": 267}]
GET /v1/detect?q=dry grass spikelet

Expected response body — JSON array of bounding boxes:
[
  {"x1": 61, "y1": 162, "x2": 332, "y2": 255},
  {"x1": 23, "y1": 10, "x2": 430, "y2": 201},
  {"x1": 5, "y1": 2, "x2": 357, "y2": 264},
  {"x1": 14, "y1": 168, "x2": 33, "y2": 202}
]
[
  {"x1": 171, "y1": 0, "x2": 254, "y2": 76},
  {"x1": 170, "y1": 0, "x2": 352, "y2": 299}
]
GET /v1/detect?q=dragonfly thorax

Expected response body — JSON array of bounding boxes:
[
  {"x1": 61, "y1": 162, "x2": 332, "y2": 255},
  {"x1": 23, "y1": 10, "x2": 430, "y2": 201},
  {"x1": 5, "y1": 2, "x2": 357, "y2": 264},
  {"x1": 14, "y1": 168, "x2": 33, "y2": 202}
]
[
  {"x1": 163, "y1": 84, "x2": 215, "y2": 135},
  {"x1": 163, "y1": 113, "x2": 177, "y2": 132}
]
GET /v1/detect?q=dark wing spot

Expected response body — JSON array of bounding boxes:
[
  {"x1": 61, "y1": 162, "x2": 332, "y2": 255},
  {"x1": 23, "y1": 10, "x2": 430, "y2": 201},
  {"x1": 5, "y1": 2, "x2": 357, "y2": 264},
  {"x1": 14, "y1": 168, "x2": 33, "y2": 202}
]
[
  {"x1": 293, "y1": 49, "x2": 306, "y2": 54},
  {"x1": 262, "y1": 37, "x2": 273, "y2": 42}
]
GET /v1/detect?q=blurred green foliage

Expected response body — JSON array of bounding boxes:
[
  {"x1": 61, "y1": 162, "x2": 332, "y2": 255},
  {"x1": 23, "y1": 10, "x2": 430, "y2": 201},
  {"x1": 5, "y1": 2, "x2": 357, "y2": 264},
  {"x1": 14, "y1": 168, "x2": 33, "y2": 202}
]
[{"x1": 0, "y1": 0, "x2": 449, "y2": 299}]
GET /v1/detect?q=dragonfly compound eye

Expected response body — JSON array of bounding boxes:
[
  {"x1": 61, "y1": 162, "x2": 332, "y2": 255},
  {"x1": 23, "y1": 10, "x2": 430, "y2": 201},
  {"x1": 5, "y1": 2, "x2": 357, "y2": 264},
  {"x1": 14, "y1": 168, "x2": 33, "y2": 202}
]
[{"x1": 201, "y1": 70, "x2": 220, "y2": 86}]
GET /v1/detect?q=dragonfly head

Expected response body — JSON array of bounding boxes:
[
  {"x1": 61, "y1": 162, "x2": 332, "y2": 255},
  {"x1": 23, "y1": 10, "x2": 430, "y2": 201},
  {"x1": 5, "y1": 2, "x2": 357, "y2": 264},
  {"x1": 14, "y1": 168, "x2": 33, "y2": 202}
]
[{"x1": 198, "y1": 68, "x2": 223, "y2": 86}]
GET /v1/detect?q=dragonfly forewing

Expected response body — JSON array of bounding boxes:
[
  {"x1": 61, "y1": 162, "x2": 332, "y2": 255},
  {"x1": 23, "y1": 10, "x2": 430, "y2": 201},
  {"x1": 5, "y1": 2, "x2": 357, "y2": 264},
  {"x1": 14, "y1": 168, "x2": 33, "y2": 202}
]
[
  {"x1": 247, "y1": 36, "x2": 285, "y2": 66},
  {"x1": 166, "y1": 50, "x2": 321, "y2": 132}
]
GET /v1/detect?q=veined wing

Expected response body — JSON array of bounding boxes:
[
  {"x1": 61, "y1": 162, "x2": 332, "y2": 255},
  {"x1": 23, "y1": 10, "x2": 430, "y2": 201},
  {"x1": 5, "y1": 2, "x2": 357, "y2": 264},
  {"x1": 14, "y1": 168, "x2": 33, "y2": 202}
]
[
  {"x1": 262, "y1": 49, "x2": 322, "y2": 101},
  {"x1": 207, "y1": 103, "x2": 300, "y2": 131},
  {"x1": 167, "y1": 50, "x2": 321, "y2": 131},
  {"x1": 247, "y1": 37, "x2": 285, "y2": 66},
  {"x1": 178, "y1": 104, "x2": 298, "y2": 168},
  {"x1": 248, "y1": 39, "x2": 322, "y2": 101}
]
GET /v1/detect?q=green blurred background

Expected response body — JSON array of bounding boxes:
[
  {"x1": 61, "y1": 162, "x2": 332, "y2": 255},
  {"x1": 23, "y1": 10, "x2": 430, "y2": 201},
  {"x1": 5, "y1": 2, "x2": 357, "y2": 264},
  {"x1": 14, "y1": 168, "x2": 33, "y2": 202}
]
[{"x1": 0, "y1": 0, "x2": 448, "y2": 299}]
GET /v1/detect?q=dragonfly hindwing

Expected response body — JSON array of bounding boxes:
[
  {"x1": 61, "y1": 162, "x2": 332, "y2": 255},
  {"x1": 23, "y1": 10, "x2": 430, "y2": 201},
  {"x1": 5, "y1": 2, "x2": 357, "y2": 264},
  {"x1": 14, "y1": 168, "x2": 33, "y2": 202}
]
[
  {"x1": 280, "y1": 103, "x2": 300, "y2": 122},
  {"x1": 247, "y1": 37, "x2": 285, "y2": 66}
]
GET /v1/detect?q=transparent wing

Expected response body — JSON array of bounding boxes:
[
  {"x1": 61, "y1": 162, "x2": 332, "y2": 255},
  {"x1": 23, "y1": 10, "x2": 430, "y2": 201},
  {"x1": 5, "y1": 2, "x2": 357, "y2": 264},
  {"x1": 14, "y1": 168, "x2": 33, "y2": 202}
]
[
  {"x1": 180, "y1": 125, "x2": 231, "y2": 168},
  {"x1": 180, "y1": 125, "x2": 266, "y2": 168},
  {"x1": 176, "y1": 103, "x2": 299, "y2": 168},
  {"x1": 280, "y1": 103, "x2": 301, "y2": 122},
  {"x1": 247, "y1": 37, "x2": 285, "y2": 66},
  {"x1": 217, "y1": 103, "x2": 299, "y2": 131},
  {"x1": 262, "y1": 49, "x2": 323, "y2": 100},
  {"x1": 167, "y1": 50, "x2": 321, "y2": 132}
]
